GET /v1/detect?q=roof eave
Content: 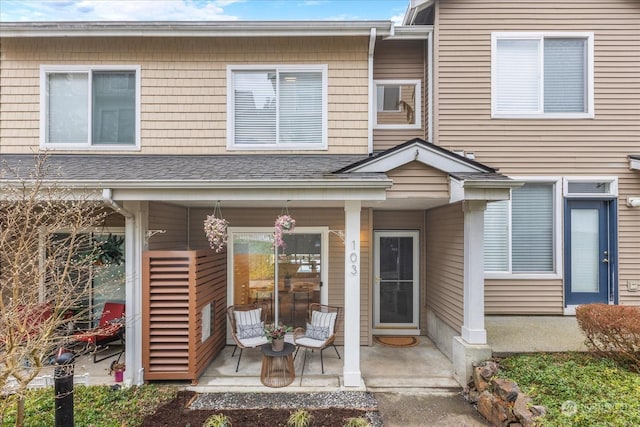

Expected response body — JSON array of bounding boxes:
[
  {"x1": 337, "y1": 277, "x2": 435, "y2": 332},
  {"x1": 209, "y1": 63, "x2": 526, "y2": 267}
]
[{"x1": 0, "y1": 20, "x2": 394, "y2": 38}]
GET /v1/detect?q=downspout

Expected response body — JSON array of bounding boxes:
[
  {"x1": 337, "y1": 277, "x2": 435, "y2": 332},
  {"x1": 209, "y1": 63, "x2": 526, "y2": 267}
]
[
  {"x1": 102, "y1": 188, "x2": 133, "y2": 219},
  {"x1": 427, "y1": 30, "x2": 433, "y2": 143},
  {"x1": 367, "y1": 27, "x2": 377, "y2": 155}
]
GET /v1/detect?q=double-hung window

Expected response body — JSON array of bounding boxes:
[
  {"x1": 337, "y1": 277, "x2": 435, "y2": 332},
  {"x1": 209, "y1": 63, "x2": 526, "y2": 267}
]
[
  {"x1": 41, "y1": 66, "x2": 140, "y2": 149},
  {"x1": 491, "y1": 32, "x2": 594, "y2": 118},
  {"x1": 484, "y1": 181, "x2": 559, "y2": 275},
  {"x1": 227, "y1": 65, "x2": 327, "y2": 149}
]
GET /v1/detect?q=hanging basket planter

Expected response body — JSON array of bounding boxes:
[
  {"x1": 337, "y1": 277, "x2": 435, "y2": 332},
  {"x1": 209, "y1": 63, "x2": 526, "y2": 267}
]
[
  {"x1": 274, "y1": 214, "x2": 295, "y2": 248},
  {"x1": 204, "y1": 203, "x2": 229, "y2": 253}
]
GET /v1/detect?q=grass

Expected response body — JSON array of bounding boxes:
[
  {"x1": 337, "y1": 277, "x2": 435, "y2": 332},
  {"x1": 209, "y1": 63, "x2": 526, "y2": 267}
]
[
  {"x1": 498, "y1": 353, "x2": 640, "y2": 427},
  {"x1": 1, "y1": 384, "x2": 176, "y2": 427}
]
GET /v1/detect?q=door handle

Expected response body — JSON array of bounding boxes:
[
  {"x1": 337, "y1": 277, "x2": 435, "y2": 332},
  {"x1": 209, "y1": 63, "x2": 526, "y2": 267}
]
[{"x1": 602, "y1": 258, "x2": 609, "y2": 264}]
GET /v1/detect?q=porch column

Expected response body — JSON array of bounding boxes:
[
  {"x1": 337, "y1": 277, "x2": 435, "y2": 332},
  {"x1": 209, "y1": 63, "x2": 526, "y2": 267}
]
[
  {"x1": 123, "y1": 201, "x2": 148, "y2": 386},
  {"x1": 461, "y1": 200, "x2": 487, "y2": 344},
  {"x1": 343, "y1": 200, "x2": 362, "y2": 387}
]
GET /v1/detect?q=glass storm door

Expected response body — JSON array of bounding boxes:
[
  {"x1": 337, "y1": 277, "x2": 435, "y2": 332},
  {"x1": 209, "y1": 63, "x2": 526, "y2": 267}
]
[
  {"x1": 564, "y1": 200, "x2": 612, "y2": 306},
  {"x1": 373, "y1": 231, "x2": 419, "y2": 333}
]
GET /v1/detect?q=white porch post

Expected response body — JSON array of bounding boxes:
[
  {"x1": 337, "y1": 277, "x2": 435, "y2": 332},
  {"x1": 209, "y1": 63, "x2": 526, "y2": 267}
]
[
  {"x1": 123, "y1": 201, "x2": 148, "y2": 386},
  {"x1": 343, "y1": 200, "x2": 363, "y2": 387},
  {"x1": 461, "y1": 200, "x2": 487, "y2": 344}
]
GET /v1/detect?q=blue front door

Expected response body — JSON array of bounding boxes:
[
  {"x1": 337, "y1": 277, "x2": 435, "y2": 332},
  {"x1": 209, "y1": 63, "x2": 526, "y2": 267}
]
[{"x1": 564, "y1": 200, "x2": 615, "y2": 306}]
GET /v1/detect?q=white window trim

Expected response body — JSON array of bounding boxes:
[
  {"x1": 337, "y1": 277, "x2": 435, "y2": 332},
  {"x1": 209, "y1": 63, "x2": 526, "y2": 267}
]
[
  {"x1": 226, "y1": 64, "x2": 328, "y2": 151},
  {"x1": 373, "y1": 79, "x2": 422, "y2": 129},
  {"x1": 563, "y1": 176, "x2": 618, "y2": 198},
  {"x1": 485, "y1": 176, "x2": 563, "y2": 280},
  {"x1": 40, "y1": 65, "x2": 141, "y2": 150},
  {"x1": 490, "y1": 32, "x2": 594, "y2": 119}
]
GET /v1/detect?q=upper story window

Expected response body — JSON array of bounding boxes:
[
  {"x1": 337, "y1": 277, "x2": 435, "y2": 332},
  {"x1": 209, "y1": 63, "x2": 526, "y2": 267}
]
[
  {"x1": 491, "y1": 33, "x2": 594, "y2": 119},
  {"x1": 40, "y1": 66, "x2": 140, "y2": 149},
  {"x1": 374, "y1": 79, "x2": 421, "y2": 129},
  {"x1": 227, "y1": 65, "x2": 327, "y2": 150}
]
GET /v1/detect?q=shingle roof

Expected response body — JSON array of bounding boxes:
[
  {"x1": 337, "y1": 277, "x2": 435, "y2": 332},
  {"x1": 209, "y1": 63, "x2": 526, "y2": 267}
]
[{"x1": 0, "y1": 154, "x2": 380, "y2": 182}]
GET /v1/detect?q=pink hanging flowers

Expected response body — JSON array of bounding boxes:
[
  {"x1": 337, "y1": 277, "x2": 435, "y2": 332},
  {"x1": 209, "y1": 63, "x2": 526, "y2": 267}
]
[
  {"x1": 204, "y1": 215, "x2": 229, "y2": 253},
  {"x1": 274, "y1": 214, "x2": 295, "y2": 248}
]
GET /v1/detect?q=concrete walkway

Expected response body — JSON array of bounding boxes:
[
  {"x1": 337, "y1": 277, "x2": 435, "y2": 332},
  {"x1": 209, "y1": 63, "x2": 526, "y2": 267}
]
[{"x1": 486, "y1": 315, "x2": 587, "y2": 355}]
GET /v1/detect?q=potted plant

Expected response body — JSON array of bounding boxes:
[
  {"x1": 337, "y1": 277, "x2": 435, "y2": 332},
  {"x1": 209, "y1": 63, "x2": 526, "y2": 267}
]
[
  {"x1": 108, "y1": 360, "x2": 125, "y2": 383},
  {"x1": 204, "y1": 214, "x2": 229, "y2": 253},
  {"x1": 264, "y1": 324, "x2": 293, "y2": 352},
  {"x1": 274, "y1": 214, "x2": 295, "y2": 248}
]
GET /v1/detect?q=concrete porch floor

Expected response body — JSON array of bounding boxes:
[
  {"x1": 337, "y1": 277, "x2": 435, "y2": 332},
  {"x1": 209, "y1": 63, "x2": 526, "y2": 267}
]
[{"x1": 191, "y1": 336, "x2": 459, "y2": 393}]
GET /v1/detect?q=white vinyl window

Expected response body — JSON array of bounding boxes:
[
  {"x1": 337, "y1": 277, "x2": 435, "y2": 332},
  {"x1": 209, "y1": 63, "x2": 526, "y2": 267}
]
[
  {"x1": 374, "y1": 79, "x2": 421, "y2": 129},
  {"x1": 40, "y1": 66, "x2": 140, "y2": 149},
  {"x1": 491, "y1": 32, "x2": 594, "y2": 118},
  {"x1": 484, "y1": 181, "x2": 558, "y2": 275},
  {"x1": 227, "y1": 65, "x2": 327, "y2": 149}
]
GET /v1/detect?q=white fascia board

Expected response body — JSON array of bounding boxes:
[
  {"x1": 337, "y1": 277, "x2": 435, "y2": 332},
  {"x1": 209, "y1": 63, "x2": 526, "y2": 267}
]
[
  {"x1": 449, "y1": 177, "x2": 523, "y2": 203},
  {"x1": 349, "y1": 142, "x2": 486, "y2": 174},
  {"x1": 383, "y1": 25, "x2": 432, "y2": 40},
  {"x1": 110, "y1": 186, "x2": 388, "y2": 202},
  {"x1": 0, "y1": 21, "x2": 393, "y2": 38},
  {"x1": 629, "y1": 158, "x2": 640, "y2": 171}
]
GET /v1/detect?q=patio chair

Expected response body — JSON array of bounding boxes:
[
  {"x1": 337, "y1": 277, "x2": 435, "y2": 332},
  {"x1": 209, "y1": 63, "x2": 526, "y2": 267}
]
[
  {"x1": 293, "y1": 303, "x2": 342, "y2": 374},
  {"x1": 227, "y1": 302, "x2": 269, "y2": 372},
  {"x1": 73, "y1": 302, "x2": 125, "y2": 363}
]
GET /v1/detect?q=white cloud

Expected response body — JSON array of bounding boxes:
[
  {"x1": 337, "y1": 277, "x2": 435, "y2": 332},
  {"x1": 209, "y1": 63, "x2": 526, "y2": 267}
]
[
  {"x1": 1, "y1": 0, "x2": 241, "y2": 22},
  {"x1": 390, "y1": 12, "x2": 404, "y2": 26}
]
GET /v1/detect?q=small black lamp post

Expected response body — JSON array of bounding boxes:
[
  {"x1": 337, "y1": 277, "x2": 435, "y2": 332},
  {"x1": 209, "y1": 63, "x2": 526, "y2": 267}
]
[{"x1": 54, "y1": 347, "x2": 75, "y2": 427}]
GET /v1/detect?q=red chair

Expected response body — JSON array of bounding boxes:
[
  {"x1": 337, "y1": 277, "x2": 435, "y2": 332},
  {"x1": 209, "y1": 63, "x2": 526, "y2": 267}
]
[{"x1": 73, "y1": 302, "x2": 125, "y2": 363}]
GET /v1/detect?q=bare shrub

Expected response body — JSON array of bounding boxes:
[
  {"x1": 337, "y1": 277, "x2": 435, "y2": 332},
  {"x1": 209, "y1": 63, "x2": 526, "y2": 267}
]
[{"x1": 576, "y1": 303, "x2": 640, "y2": 371}]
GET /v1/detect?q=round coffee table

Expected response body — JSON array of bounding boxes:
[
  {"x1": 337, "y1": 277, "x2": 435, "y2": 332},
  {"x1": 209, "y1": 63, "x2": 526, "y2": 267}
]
[{"x1": 260, "y1": 342, "x2": 296, "y2": 388}]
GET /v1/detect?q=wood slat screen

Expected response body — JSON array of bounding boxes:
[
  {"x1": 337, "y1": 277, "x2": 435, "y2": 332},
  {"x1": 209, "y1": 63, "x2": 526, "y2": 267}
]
[{"x1": 142, "y1": 249, "x2": 226, "y2": 383}]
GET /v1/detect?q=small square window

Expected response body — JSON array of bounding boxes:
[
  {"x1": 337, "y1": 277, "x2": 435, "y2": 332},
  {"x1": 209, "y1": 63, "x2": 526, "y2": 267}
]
[{"x1": 374, "y1": 80, "x2": 421, "y2": 129}]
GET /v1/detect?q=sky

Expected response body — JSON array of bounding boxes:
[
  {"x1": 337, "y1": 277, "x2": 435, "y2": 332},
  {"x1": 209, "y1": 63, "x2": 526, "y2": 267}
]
[{"x1": 0, "y1": 0, "x2": 409, "y2": 23}]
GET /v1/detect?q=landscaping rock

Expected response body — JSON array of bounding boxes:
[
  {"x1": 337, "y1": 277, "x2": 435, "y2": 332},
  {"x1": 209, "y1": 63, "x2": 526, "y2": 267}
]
[
  {"x1": 513, "y1": 393, "x2": 535, "y2": 427},
  {"x1": 473, "y1": 366, "x2": 491, "y2": 392},
  {"x1": 492, "y1": 378, "x2": 521, "y2": 403},
  {"x1": 479, "y1": 361, "x2": 499, "y2": 380},
  {"x1": 468, "y1": 389, "x2": 481, "y2": 404},
  {"x1": 531, "y1": 405, "x2": 547, "y2": 417},
  {"x1": 477, "y1": 391, "x2": 516, "y2": 427}
]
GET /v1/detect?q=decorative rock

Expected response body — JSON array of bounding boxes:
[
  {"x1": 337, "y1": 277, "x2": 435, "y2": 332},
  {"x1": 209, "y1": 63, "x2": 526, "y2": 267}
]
[
  {"x1": 531, "y1": 405, "x2": 547, "y2": 417},
  {"x1": 477, "y1": 391, "x2": 516, "y2": 427},
  {"x1": 509, "y1": 424, "x2": 523, "y2": 427},
  {"x1": 492, "y1": 378, "x2": 521, "y2": 403},
  {"x1": 513, "y1": 393, "x2": 535, "y2": 427},
  {"x1": 473, "y1": 366, "x2": 491, "y2": 392},
  {"x1": 479, "y1": 361, "x2": 499, "y2": 380},
  {"x1": 468, "y1": 389, "x2": 481, "y2": 404}
]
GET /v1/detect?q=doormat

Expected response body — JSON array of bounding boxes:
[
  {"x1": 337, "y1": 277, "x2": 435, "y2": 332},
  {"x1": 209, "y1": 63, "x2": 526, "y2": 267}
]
[{"x1": 374, "y1": 336, "x2": 419, "y2": 348}]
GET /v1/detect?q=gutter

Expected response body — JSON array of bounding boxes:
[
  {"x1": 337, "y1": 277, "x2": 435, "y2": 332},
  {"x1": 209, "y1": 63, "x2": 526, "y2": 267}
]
[
  {"x1": 0, "y1": 20, "x2": 395, "y2": 38},
  {"x1": 102, "y1": 188, "x2": 133, "y2": 218},
  {"x1": 368, "y1": 27, "x2": 377, "y2": 155}
]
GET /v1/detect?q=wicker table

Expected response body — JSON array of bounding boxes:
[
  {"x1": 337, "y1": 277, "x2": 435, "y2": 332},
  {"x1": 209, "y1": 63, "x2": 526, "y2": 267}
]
[{"x1": 260, "y1": 342, "x2": 296, "y2": 388}]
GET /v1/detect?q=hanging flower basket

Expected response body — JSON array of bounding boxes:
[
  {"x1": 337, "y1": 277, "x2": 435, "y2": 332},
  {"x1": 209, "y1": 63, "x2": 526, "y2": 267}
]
[
  {"x1": 274, "y1": 214, "x2": 295, "y2": 248},
  {"x1": 204, "y1": 215, "x2": 229, "y2": 253}
]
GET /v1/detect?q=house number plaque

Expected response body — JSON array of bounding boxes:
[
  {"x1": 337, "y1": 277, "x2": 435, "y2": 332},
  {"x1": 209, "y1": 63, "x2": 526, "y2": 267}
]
[{"x1": 350, "y1": 240, "x2": 358, "y2": 276}]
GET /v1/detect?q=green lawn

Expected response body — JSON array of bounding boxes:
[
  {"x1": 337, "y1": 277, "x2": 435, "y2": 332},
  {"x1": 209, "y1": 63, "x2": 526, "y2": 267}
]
[
  {"x1": 1, "y1": 384, "x2": 176, "y2": 427},
  {"x1": 498, "y1": 353, "x2": 640, "y2": 427}
]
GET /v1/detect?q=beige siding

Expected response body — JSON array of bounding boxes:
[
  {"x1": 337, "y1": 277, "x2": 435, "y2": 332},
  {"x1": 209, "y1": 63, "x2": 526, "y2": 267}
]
[
  {"x1": 188, "y1": 207, "x2": 371, "y2": 345},
  {"x1": 386, "y1": 161, "x2": 449, "y2": 199},
  {"x1": 373, "y1": 39, "x2": 427, "y2": 151},
  {"x1": 0, "y1": 36, "x2": 369, "y2": 155},
  {"x1": 425, "y1": 203, "x2": 464, "y2": 331},
  {"x1": 435, "y1": 0, "x2": 640, "y2": 310},
  {"x1": 485, "y1": 279, "x2": 564, "y2": 315},
  {"x1": 373, "y1": 210, "x2": 428, "y2": 333},
  {"x1": 147, "y1": 202, "x2": 188, "y2": 250}
]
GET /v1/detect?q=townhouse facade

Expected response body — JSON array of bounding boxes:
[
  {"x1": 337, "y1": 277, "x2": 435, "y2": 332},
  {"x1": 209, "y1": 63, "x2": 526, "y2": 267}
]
[{"x1": 1, "y1": 0, "x2": 638, "y2": 386}]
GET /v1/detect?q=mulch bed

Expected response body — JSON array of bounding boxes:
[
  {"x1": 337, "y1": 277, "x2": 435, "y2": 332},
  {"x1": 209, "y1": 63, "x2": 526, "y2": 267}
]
[{"x1": 141, "y1": 391, "x2": 377, "y2": 427}]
